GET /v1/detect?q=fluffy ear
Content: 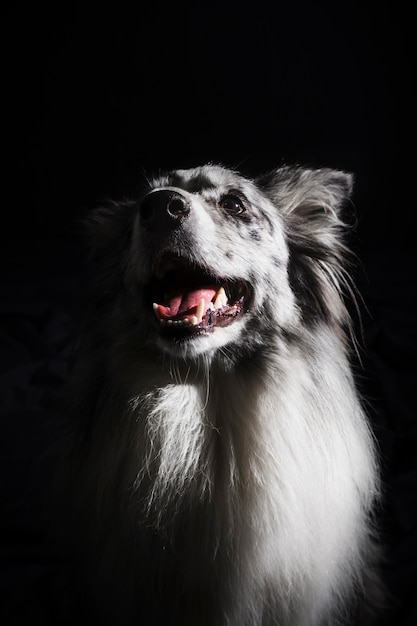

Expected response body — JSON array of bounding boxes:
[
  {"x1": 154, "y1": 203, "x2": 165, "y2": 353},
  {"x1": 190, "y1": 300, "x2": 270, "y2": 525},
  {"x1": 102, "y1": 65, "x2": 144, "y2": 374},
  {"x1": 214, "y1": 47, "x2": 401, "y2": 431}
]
[
  {"x1": 82, "y1": 200, "x2": 136, "y2": 254},
  {"x1": 256, "y1": 165, "x2": 353, "y2": 233},
  {"x1": 256, "y1": 166, "x2": 356, "y2": 331},
  {"x1": 78, "y1": 199, "x2": 139, "y2": 307}
]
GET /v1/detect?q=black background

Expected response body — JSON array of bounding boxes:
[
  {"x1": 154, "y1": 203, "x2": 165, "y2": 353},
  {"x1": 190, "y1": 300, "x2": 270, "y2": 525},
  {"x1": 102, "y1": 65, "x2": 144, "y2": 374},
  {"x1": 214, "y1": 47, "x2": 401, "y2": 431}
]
[{"x1": 1, "y1": 2, "x2": 416, "y2": 624}]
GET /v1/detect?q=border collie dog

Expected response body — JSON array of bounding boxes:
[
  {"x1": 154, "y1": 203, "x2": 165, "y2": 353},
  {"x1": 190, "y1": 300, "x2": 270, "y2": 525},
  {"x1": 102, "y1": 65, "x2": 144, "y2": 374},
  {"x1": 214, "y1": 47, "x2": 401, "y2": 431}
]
[{"x1": 65, "y1": 164, "x2": 382, "y2": 625}]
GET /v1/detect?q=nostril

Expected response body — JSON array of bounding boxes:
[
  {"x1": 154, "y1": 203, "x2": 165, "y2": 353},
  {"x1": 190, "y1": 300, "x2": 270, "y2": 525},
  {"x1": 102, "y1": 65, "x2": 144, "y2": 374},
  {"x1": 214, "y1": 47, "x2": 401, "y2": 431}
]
[
  {"x1": 139, "y1": 190, "x2": 190, "y2": 231},
  {"x1": 167, "y1": 197, "x2": 189, "y2": 217}
]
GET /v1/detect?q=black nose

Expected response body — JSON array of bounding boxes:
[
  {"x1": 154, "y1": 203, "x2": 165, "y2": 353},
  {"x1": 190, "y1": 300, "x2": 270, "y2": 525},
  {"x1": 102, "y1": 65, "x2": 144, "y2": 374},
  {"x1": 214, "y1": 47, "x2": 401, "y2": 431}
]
[{"x1": 139, "y1": 190, "x2": 190, "y2": 231}]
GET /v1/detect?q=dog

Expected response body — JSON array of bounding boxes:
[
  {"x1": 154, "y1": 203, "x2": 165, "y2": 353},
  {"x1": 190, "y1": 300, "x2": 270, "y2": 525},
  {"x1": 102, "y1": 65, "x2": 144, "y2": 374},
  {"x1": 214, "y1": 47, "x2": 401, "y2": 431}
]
[{"x1": 63, "y1": 164, "x2": 382, "y2": 625}]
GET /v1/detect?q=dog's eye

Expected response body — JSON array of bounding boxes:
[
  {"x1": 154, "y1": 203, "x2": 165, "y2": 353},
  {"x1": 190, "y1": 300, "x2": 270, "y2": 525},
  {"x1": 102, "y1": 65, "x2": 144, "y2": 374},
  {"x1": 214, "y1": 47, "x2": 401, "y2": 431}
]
[{"x1": 219, "y1": 194, "x2": 246, "y2": 215}]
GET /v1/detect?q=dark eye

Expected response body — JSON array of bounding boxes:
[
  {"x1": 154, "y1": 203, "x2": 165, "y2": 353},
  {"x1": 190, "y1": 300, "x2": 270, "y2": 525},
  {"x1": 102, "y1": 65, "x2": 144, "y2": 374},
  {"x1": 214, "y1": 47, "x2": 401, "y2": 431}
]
[{"x1": 219, "y1": 194, "x2": 246, "y2": 215}]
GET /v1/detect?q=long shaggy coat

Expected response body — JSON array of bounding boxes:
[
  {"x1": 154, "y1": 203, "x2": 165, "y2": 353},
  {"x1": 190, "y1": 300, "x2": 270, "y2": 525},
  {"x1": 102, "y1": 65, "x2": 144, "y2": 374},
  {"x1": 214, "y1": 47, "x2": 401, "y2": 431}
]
[{"x1": 63, "y1": 164, "x2": 382, "y2": 625}]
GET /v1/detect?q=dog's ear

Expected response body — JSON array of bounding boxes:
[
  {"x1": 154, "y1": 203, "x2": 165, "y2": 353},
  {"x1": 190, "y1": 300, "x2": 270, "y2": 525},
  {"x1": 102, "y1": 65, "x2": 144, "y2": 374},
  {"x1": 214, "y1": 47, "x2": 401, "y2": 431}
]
[
  {"x1": 256, "y1": 165, "x2": 355, "y2": 256},
  {"x1": 257, "y1": 166, "x2": 356, "y2": 331},
  {"x1": 77, "y1": 200, "x2": 139, "y2": 305},
  {"x1": 256, "y1": 166, "x2": 353, "y2": 228},
  {"x1": 82, "y1": 200, "x2": 136, "y2": 255}
]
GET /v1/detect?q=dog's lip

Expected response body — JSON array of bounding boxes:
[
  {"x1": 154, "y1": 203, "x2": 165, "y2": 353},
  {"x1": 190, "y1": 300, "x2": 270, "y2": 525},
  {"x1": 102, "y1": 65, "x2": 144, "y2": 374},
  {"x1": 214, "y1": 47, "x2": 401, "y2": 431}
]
[{"x1": 146, "y1": 252, "x2": 251, "y2": 335}]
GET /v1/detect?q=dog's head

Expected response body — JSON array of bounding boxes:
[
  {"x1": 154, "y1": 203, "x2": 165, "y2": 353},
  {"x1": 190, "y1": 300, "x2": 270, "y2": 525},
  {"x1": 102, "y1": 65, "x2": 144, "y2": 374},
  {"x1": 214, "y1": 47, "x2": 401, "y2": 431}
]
[{"x1": 87, "y1": 164, "x2": 354, "y2": 359}]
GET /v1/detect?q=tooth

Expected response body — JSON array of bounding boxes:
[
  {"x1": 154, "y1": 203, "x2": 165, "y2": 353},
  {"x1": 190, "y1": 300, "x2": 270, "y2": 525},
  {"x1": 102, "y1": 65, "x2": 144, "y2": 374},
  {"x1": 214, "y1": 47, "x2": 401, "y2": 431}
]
[
  {"x1": 196, "y1": 298, "x2": 205, "y2": 322},
  {"x1": 213, "y1": 294, "x2": 222, "y2": 309},
  {"x1": 213, "y1": 287, "x2": 227, "y2": 309},
  {"x1": 159, "y1": 316, "x2": 192, "y2": 327},
  {"x1": 153, "y1": 302, "x2": 160, "y2": 319},
  {"x1": 208, "y1": 302, "x2": 215, "y2": 311}
]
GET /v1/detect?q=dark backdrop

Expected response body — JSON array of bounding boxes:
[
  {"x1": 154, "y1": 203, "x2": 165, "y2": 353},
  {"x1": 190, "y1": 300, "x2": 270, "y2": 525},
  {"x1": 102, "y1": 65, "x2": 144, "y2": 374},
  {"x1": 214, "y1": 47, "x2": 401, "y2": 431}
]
[{"x1": 1, "y1": 2, "x2": 416, "y2": 625}]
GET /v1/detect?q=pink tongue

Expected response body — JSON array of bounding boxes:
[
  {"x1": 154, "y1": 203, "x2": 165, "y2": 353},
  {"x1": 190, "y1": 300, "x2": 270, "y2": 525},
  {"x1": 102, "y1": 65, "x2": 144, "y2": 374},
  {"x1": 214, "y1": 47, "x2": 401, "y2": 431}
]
[{"x1": 157, "y1": 287, "x2": 217, "y2": 320}]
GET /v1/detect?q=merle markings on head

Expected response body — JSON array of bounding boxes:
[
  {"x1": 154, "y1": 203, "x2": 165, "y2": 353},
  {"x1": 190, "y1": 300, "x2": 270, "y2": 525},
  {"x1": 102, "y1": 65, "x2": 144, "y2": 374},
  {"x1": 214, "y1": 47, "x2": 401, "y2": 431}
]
[{"x1": 89, "y1": 164, "x2": 354, "y2": 359}]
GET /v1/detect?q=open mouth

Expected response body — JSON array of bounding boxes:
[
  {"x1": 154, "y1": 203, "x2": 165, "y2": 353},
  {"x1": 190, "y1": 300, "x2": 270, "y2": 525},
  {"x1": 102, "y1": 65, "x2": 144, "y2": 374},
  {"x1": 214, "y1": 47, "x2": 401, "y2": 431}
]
[{"x1": 147, "y1": 252, "x2": 250, "y2": 336}]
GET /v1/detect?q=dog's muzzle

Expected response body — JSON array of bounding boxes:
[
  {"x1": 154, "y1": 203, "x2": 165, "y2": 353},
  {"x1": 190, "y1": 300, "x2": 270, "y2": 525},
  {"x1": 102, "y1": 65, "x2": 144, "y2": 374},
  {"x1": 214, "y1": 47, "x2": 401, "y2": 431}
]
[
  {"x1": 140, "y1": 190, "x2": 190, "y2": 232},
  {"x1": 139, "y1": 188, "x2": 252, "y2": 341}
]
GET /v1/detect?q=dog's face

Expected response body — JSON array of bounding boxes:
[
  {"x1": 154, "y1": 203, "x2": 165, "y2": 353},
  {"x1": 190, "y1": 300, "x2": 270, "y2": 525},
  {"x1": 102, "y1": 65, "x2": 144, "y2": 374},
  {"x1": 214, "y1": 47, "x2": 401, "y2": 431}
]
[
  {"x1": 128, "y1": 165, "x2": 295, "y2": 358},
  {"x1": 90, "y1": 164, "x2": 352, "y2": 360}
]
